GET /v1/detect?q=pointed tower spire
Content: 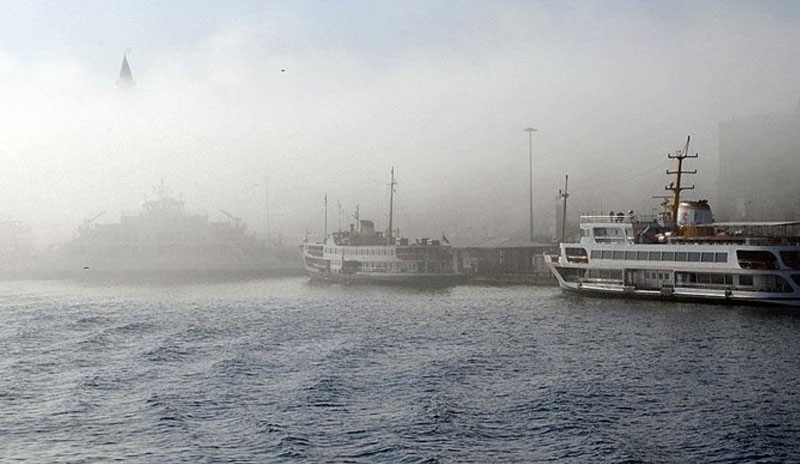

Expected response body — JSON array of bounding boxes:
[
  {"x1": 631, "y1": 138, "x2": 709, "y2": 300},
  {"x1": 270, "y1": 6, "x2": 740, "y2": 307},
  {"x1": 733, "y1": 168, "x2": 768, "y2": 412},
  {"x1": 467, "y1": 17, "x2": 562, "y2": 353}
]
[{"x1": 117, "y1": 49, "x2": 135, "y2": 90}]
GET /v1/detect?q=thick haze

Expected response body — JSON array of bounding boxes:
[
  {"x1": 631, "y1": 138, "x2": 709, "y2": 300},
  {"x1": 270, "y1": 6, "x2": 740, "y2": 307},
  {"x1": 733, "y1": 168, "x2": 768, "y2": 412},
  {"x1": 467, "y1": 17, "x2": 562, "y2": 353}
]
[{"x1": 2, "y1": 0, "x2": 799, "y2": 246}]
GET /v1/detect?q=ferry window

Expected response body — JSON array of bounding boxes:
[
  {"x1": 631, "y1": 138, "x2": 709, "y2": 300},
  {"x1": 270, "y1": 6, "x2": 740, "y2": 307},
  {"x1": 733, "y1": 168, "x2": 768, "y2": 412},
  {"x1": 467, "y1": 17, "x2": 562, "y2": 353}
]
[
  {"x1": 566, "y1": 247, "x2": 587, "y2": 256},
  {"x1": 738, "y1": 275, "x2": 753, "y2": 286},
  {"x1": 591, "y1": 250, "x2": 601, "y2": 259},
  {"x1": 688, "y1": 253, "x2": 701, "y2": 262},
  {"x1": 675, "y1": 252, "x2": 688, "y2": 262},
  {"x1": 561, "y1": 267, "x2": 585, "y2": 283},
  {"x1": 791, "y1": 275, "x2": 800, "y2": 287},
  {"x1": 737, "y1": 250, "x2": 779, "y2": 270},
  {"x1": 636, "y1": 251, "x2": 648, "y2": 261},
  {"x1": 715, "y1": 253, "x2": 728, "y2": 263},
  {"x1": 593, "y1": 228, "x2": 608, "y2": 236},
  {"x1": 602, "y1": 250, "x2": 613, "y2": 259},
  {"x1": 662, "y1": 251, "x2": 675, "y2": 261},
  {"x1": 625, "y1": 251, "x2": 636, "y2": 260},
  {"x1": 780, "y1": 251, "x2": 800, "y2": 270},
  {"x1": 606, "y1": 269, "x2": 622, "y2": 279},
  {"x1": 701, "y1": 252, "x2": 715, "y2": 262},
  {"x1": 648, "y1": 251, "x2": 661, "y2": 261},
  {"x1": 613, "y1": 251, "x2": 624, "y2": 260},
  {"x1": 566, "y1": 247, "x2": 589, "y2": 263},
  {"x1": 766, "y1": 275, "x2": 793, "y2": 293},
  {"x1": 589, "y1": 269, "x2": 619, "y2": 279},
  {"x1": 710, "y1": 274, "x2": 725, "y2": 285}
]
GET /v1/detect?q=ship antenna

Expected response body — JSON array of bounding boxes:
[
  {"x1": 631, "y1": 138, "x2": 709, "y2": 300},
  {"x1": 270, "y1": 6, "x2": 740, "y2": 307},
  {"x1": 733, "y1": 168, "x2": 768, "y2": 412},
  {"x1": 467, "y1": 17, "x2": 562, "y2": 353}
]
[
  {"x1": 665, "y1": 135, "x2": 697, "y2": 231},
  {"x1": 337, "y1": 200, "x2": 343, "y2": 233},
  {"x1": 387, "y1": 167, "x2": 397, "y2": 244},
  {"x1": 323, "y1": 193, "x2": 328, "y2": 244}
]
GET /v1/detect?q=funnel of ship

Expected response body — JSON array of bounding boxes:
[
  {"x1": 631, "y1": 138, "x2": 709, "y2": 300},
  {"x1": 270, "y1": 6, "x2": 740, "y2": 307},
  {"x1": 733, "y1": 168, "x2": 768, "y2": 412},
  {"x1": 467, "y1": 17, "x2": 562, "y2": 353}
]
[{"x1": 677, "y1": 200, "x2": 714, "y2": 237}]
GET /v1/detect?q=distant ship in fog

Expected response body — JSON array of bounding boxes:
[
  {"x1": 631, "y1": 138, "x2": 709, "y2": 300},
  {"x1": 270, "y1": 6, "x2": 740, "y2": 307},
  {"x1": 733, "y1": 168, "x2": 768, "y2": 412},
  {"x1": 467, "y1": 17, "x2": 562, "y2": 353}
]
[
  {"x1": 43, "y1": 181, "x2": 303, "y2": 277},
  {"x1": 0, "y1": 220, "x2": 36, "y2": 277}
]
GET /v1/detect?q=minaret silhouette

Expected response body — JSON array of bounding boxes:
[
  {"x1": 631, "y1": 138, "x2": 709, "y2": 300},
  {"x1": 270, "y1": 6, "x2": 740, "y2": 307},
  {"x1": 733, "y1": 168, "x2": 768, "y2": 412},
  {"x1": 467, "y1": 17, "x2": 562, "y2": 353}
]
[{"x1": 117, "y1": 49, "x2": 135, "y2": 90}]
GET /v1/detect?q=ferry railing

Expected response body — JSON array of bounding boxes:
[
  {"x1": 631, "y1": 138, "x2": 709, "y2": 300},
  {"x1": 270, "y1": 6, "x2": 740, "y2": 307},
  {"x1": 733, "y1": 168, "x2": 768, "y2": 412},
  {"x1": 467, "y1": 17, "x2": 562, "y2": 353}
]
[{"x1": 580, "y1": 214, "x2": 659, "y2": 224}]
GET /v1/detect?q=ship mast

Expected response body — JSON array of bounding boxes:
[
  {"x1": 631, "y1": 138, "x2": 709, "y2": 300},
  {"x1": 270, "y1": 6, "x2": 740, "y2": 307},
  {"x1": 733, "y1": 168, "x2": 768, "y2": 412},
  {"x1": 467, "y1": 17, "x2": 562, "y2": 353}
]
[
  {"x1": 323, "y1": 193, "x2": 328, "y2": 244},
  {"x1": 558, "y1": 174, "x2": 569, "y2": 244},
  {"x1": 387, "y1": 167, "x2": 397, "y2": 244},
  {"x1": 665, "y1": 135, "x2": 697, "y2": 229}
]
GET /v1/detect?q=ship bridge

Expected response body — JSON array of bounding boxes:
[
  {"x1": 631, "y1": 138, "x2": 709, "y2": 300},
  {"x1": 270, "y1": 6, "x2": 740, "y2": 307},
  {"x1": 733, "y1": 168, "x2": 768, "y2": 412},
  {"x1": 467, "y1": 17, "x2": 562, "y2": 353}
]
[{"x1": 579, "y1": 213, "x2": 671, "y2": 245}]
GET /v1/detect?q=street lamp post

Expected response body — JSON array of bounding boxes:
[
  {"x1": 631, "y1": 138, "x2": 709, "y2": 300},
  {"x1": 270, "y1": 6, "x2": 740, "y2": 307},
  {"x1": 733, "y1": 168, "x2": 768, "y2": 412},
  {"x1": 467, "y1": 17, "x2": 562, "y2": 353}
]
[
  {"x1": 263, "y1": 175, "x2": 270, "y2": 240},
  {"x1": 524, "y1": 127, "x2": 538, "y2": 242}
]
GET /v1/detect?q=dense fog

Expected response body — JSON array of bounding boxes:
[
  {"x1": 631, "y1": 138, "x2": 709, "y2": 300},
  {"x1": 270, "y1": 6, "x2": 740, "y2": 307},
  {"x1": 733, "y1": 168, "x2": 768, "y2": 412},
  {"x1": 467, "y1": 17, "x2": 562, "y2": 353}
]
[{"x1": 2, "y1": 1, "x2": 799, "y2": 247}]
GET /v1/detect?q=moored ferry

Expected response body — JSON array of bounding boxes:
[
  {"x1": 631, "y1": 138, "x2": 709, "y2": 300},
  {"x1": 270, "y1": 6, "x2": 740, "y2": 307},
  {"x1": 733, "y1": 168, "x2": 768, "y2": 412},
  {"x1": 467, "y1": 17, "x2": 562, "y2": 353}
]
[
  {"x1": 301, "y1": 168, "x2": 466, "y2": 287},
  {"x1": 545, "y1": 137, "x2": 800, "y2": 307}
]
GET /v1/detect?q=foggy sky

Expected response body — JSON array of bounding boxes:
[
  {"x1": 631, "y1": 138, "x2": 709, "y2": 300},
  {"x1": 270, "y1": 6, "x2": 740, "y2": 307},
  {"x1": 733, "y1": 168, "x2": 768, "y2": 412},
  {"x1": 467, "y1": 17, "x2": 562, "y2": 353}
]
[{"x1": 2, "y1": 1, "x2": 800, "y2": 246}]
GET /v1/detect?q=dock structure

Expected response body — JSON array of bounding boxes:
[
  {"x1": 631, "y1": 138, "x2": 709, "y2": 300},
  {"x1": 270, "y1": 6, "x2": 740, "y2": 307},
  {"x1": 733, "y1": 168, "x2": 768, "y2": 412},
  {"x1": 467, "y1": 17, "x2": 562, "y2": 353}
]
[{"x1": 454, "y1": 237, "x2": 556, "y2": 285}]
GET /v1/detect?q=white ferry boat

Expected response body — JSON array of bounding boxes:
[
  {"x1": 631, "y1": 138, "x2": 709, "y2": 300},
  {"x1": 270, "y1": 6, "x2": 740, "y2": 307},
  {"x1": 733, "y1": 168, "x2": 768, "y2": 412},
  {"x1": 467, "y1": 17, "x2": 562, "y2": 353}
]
[
  {"x1": 545, "y1": 137, "x2": 800, "y2": 307},
  {"x1": 301, "y1": 168, "x2": 466, "y2": 287}
]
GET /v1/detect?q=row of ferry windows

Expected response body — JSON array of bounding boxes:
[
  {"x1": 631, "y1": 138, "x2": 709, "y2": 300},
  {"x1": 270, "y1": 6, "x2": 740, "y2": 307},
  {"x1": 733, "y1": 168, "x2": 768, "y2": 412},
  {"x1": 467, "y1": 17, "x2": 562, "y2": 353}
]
[
  {"x1": 584, "y1": 269, "x2": 792, "y2": 291},
  {"x1": 325, "y1": 247, "x2": 394, "y2": 256},
  {"x1": 589, "y1": 249, "x2": 728, "y2": 263}
]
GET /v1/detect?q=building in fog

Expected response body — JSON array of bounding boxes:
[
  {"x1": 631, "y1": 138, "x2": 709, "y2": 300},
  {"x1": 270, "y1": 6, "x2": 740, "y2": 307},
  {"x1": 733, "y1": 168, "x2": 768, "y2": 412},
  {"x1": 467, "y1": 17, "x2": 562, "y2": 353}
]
[
  {"x1": 455, "y1": 237, "x2": 555, "y2": 284},
  {"x1": 717, "y1": 103, "x2": 800, "y2": 221}
]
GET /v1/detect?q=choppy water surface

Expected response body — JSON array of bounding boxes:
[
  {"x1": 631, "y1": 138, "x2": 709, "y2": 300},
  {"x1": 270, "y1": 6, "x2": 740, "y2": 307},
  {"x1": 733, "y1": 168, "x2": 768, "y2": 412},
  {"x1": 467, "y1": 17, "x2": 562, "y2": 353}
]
[{"x1": 1, "y1": 277, "x2": 799, "y2": 462}]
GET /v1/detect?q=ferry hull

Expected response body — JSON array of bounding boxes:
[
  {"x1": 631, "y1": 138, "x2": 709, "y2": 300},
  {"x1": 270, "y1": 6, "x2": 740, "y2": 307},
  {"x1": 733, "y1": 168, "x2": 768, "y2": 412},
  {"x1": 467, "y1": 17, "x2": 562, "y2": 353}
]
[
  {"x1": 305, "y1": 267, "x2": 467, "y2": 287},
  {"x1": 547, "y1": 263, "x2": 800, "y2": 308}
]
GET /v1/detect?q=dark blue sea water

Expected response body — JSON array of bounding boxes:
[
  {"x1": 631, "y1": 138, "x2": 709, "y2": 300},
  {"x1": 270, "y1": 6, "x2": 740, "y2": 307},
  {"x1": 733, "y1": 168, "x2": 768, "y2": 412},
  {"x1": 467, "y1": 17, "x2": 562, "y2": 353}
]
[{"x1": 1, "y1": 277, "x2": 800, "y2": 463}]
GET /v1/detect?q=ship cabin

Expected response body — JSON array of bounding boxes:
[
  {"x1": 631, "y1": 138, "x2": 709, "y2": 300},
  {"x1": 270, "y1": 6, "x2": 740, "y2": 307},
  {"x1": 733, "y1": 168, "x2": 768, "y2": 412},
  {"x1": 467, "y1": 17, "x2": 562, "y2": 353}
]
[
  {"x1": 330, "y1": 220, "x2": 391, "y2": 246},
  {"x1": 579, "y1": 212, "x2": 671, "y2": 246},
  {"x1": 579, "y1": 201, "x2": 717, "y2": 247}
]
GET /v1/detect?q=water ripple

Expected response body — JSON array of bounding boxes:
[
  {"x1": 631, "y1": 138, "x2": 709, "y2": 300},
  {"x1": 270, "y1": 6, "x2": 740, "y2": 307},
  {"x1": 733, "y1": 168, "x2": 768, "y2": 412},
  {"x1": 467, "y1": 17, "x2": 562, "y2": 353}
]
[{"x1": 1, "y1": 279, "x2": 799, "y2": 462}]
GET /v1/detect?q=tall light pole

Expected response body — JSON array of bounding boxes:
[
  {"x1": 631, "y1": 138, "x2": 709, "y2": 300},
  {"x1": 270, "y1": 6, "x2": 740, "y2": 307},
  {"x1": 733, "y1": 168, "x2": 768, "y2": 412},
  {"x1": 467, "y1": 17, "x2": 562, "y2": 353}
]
[
  {"x1": 524, "y1": 127, "x2": 538, "y2": 242},
  {"x1": 263, "y1": 175, "x2": 270, "y2": 240}
]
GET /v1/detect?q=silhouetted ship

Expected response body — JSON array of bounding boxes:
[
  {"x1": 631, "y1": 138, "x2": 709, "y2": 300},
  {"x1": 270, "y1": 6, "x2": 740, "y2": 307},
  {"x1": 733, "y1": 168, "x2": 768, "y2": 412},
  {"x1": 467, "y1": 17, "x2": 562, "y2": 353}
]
[
  {"x1": 0, "y1": 219, "x2": 36, "y2": 277},
  {"x1": 301, "y1": 168, "x2": 465, "y2": 286},
  {"x1": 545, "y1": 137, "x2": 800, "y2": 307},
  {"x1": 46, "y1": 182, "x2": 302, "y2": 277}
]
